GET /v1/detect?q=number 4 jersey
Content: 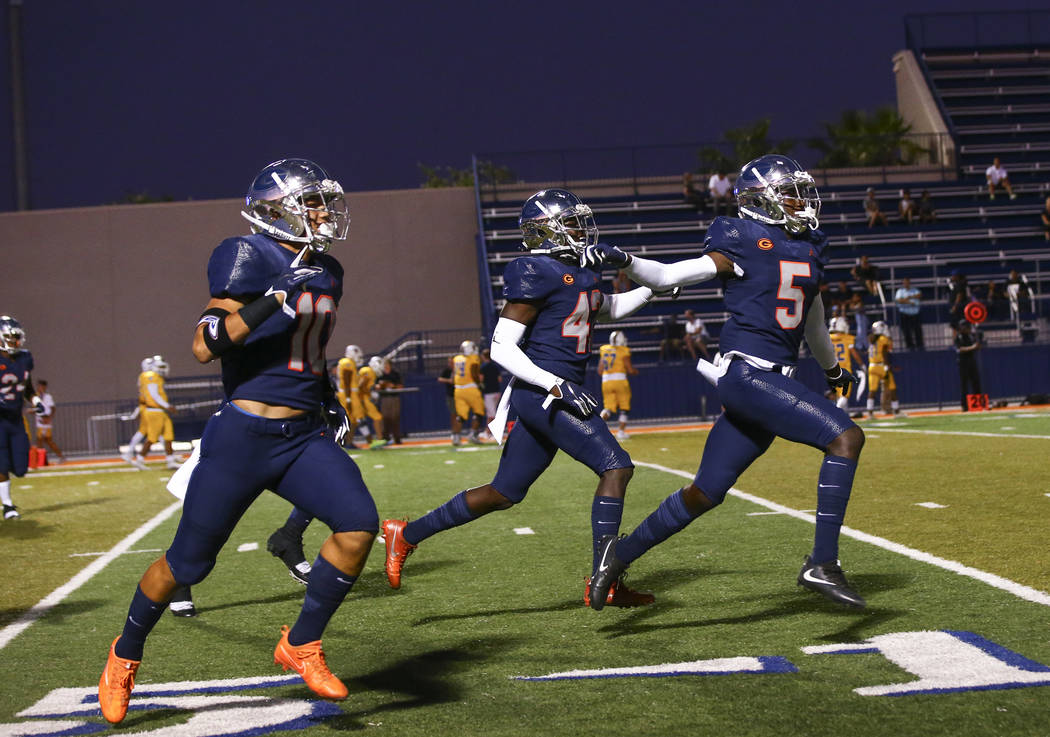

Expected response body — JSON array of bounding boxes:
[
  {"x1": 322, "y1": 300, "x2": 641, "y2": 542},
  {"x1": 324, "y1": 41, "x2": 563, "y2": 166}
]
[
  {"x1": 703, "y1": 216, "x2": 828, "y2": 367},
  {"x1": 502, "y1": 255, "x2": 604, "y2": 385},
  {"x1": 207, "y1": 233, "x2": 343, "y2": 410}
]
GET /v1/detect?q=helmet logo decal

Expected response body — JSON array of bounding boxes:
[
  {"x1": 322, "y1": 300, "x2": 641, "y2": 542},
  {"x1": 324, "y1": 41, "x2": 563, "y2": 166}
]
[
  {"x1": 562, "y1": 274, "x2": 575, "y2": 285},
  {"x1": 757, "y1": 238, "x2": 774, "y2": 250}
]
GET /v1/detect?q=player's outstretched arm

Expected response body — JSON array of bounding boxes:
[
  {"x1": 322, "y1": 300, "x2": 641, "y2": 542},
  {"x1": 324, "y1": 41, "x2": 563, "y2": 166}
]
[{"x1": 597, "y1": 286, "x2": 653, "y2": 322}]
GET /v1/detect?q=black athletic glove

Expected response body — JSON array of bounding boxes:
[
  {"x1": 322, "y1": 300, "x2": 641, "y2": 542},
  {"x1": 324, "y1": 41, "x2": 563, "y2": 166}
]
[
  {"x1": 825, "y1": 366, "x2": 858, "y2": 396},
  {"x1": 552, "y1": 379, "x2": 599, "y2": 417},
  {"x1": 582, "y1": 243, "x2": 632, "y2": 270}
]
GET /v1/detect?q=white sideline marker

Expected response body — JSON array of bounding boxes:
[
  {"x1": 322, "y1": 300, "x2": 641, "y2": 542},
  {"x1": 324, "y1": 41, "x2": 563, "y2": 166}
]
[
  {"x1": 634, "y1": 460, "x2": 1050, "y2": 608},
  {"x1": 0, "y1": 500, "x2": 182, "y2": 651},
  {"x1": 513, "y1": 527, "x2": 535, "y2": 535},
  {"x1": 237, "y1": 542, "x2": 259, "y2": 552},
  {"x1": 916, "y1": 502, "x2": 947, "y2": 509}
]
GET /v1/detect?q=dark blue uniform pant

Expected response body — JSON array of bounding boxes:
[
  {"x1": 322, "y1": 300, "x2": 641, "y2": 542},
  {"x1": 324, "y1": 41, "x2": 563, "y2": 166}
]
[{"x1": 0, "y1": 412, "x2": 29, "y2": 477}]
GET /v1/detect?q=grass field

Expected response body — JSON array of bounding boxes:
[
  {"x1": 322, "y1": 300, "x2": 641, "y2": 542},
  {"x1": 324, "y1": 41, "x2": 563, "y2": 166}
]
[{"x1": 1, "y1": 408, "x2": 1049, "y2": 736}]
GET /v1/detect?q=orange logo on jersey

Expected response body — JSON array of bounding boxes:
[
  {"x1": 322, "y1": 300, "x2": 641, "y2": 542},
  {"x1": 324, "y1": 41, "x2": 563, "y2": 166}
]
[
  {"x1": 562, "y1": 274, "x2": 575, "y2": 285},
  {"x1": 757, "y1": 238, "x2": 774, "y2": 250}
]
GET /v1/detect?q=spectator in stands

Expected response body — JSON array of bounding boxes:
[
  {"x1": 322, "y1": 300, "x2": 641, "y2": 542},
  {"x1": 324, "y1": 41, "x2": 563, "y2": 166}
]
[
  {"x1": 985, "y1": 157, "x2": 1016, "y2": 201},
  {"x1": 1040, "y1": 195, "x2": 1050, "y2": 241},
  {"x1": 898, "y1": 188, "x2": 915, "y2": 224},
  {"x1": 659, "y1": 313, "x2": 685, "y2": 362},
  {"x1": 1006, "y1": 269, "x2": 1035, "y2": 317},
  {"x1": 984, "y1": 279, "x2": 1008, "y2": 321},
  {"x1": 708, "y1": 169, "x2": 733, "y2": 217},
  {"x1": 438, "y1": 356, "x2": 456, "y2": 439},
  {"x1": 376, "y1": 359, "x2": 403, "y2": 445},
  {"x1": 682, "y1": 172, "x2": 705, "y2": 213},
  {"x1": 611, "y1": 269, "x2": 633, "y2": 294},
  {"x1": 893, "y1": 278, "x2": 924, "y2": 351},
  {"x1": 832, "y1": 280, "x2": 854, "y2": 317},
  {"x1": 918, "y1": 190, "x2": 937, "y2": 224},
  {"x1": 479, "y1": 348, "x2": 502, "y2": 440},
  {"x1": 682, "y1": 309, "x2": 710, "y2": 361},
  {"x1": 948, "y1": 270, "x2": 969, "y2": 328},
  {"x1": 851, "y1": 255, "x2": 881, "y2": 296},
  {"x1": 954, "y1": 321, "x2": 983, "y2": 411},
  {"x1": 863, "y1": 188, "x2": 888, "y2": 228}
]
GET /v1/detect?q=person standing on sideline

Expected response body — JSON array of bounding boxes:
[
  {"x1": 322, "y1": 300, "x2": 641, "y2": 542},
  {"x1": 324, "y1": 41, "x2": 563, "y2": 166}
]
[
  {"x1": 0, "y1": 316, "x2": 46, "y2": 519},
  {"x1": 893, "y1": 277, "x2": 924, "y2": 351},
  {"x1": 479, "y1": 348, "x2": 502, "y2": 440},
  {"x1": 583, "y1": 154, "x2": 867, "y2": 611},
  {"x1": 955, "y1": 321, "x2": 983, "y2": 411},
  {"x1": 97, "y1": 159, "x2": 376, "y2": 723},
  {"x1": 598, "y1": 331, "x2": 638, "y2": 440},
  {"x1": 32, "y1": 379, "x2": 65, "y2": 463}
]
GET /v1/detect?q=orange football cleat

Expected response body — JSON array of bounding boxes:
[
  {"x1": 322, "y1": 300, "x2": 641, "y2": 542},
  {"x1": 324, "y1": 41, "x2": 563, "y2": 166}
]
[
  {"x1": 381, "y1": 519, "x2": 416, "y2": 589},
  {"x1": 273, "y1": 625, "x2": 348, "y2": 700},
  {"x1": 583, "y1": 577, "x2": 655, "y2": 608},
  {"x1": 98, "y1": 637, "x2": 140, "y2": 724}
]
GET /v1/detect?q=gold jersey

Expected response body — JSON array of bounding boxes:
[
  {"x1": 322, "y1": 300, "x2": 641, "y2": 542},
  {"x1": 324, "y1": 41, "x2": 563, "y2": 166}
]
[
  {"x1": 870, "y1": 334, "x2": 893, "y2": 365},
  {"x1": 830, "y1": 332, "x2": 856, "y2": 370},
  {"x1": 359, "y1": 365, "x2": 377, "y2": 393},
  {"x1": 598, "y1": 344, "x2": 631, "y2": 376},
  {"x1": 337, "y1": 357, "x2": 359, "y2": 394},
  {"x1": 453, "y1": 354, "x2": 481, "y2": 388},
  {"x1": 138, "y1": 371, "x2": 168, "y2": 409}
]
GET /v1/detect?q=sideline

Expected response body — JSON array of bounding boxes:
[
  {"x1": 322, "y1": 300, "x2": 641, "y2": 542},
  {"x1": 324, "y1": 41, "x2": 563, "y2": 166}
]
[
  {"x1": 0, "y1": 500, "x2": 183, "y2": 651},
  {"x1": 633, "y1": 459, "x2": 1050, "y2": 608}
]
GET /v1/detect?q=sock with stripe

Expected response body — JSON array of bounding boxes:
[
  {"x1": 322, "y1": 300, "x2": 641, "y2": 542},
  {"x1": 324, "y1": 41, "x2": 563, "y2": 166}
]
[
  {"x1": 288, "y1": 556, "x2": 356, "y2": 645},
  {"x1": 591, "y1": 495, "x2": 624, "y2": 574},
  {"x1": 616, "y1": 489, "x2": 698, "y2": 565},
  {"x1": 403, "y1": 490, "x2": 476, "y2": 546},
  {"x1": 115, "y1": 585, "x2": 166, "y2": 661},
  {"x1": 811, "y1": 455, "x2": 857, "y2": 563}
]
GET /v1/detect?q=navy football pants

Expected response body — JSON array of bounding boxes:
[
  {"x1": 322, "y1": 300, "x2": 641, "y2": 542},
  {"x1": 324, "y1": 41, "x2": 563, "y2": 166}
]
[
  {"x1": 166, "y1": 403, "x2": 378, "y2": 584},
  {"x1": 491, "y1": 382, "x2": 632, "y2": 503},
  {"x1": 695, "y1": 360, "x2": 854, "y2": 503},
  {"x1": 0, "y1": 413, "x2": 29, "y2": 477}
]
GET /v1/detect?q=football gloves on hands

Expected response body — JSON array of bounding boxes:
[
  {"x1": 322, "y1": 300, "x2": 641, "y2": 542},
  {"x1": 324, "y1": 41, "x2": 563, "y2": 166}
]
[
  {"x1": 825, "y1": 366, "x2": 858, "y2": 396},
  {"x1": 581, "y1": 243, "x2": 632, "y2": 270},
  {"x1": 323, "y1": 399, "x2": 352, "y2": 446},
  {"x1": 550, "y1": 379, "x2": 599, "y2": 417},
  {"x1": 266, "y1": 246, "x2": 323, "y2": 318}
]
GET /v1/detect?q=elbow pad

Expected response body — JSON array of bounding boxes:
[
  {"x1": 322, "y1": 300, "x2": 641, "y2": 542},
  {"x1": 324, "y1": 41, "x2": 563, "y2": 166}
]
[{"x1": 198, "y1": 308, "x2": 235, "y2": 356}]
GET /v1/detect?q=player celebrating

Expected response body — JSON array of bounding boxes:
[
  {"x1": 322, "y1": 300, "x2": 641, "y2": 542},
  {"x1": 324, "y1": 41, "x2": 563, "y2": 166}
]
[
  {"x1": 452, "y1": 340, "x2": 485, "y2": 444},
  {"x1": 828, "y1": 317, "x2": 866, "y2": 415},
  {"x1": 0, "y1": 316, "x2": 46, "y2": 519},
  {"x1": 382, "y1": 189, "x2": 663, "y2": 607},
  {"x1": 584, "y1": 155, "x2": 866, "y2": 610},
  {"x1": 98, "y1": 159, "x2": 376, "y2": 723},
  {"x1": 598, "y1": 331, "x2": 637, "y2": 440},
  {"x1": 865, "y1": 320, "x2": 900, "y2": 418}
]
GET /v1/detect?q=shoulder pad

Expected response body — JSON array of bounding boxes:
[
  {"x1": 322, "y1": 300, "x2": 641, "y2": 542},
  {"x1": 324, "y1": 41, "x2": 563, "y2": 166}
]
[
  {"x1": 207, "y1": 235, "x2": 283, "y2": 299},
  {"x1": 503, "y1": 256, "x2": 557, "y2": 301},
  {"x1": 702, "y1": 216, "x2": 746, "y2": 261}
]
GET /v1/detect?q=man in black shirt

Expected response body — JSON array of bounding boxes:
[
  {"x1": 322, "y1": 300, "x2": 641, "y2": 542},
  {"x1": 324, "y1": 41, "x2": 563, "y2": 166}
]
[
  {"x1": 479, "y1": 349, "x2": 502, "y2": 438},
  {"x1": 954, "y1": 321, "x2": 983, "y2": 411}
]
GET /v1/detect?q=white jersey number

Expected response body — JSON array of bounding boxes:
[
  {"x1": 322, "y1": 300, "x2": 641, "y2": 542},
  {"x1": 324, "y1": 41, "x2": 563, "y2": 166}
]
[
  {"x1": 775, "y1": 261, "x2": 811, "y2": 330},
  {"x1": 561, "y1": 290, "x2": 602, "y2": 354}
]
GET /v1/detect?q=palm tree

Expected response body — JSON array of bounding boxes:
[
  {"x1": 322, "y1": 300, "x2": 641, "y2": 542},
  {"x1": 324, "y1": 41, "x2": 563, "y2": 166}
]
[
  {"x1": 811, "y1": 107, "x2": 929, "y2": 168},
  {"x1": 696, "y1": 119, "x2": 795, "y2": 173}
]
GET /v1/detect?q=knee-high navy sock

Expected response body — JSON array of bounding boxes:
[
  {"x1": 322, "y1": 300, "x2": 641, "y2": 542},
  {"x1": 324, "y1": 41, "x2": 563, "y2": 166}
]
[
  {"x1": 616, "y1": 489, "x2": 699, "y2": 565},
  {"x1": 591, "y1": 495, "x2": 624, "y2": 574},
  {"x1": 811, "y1": 455, "x2": 857, "y2": 563},
  {"x1": 403, "y1": 491, "x2": 476, "y2": 545},
  {"x1": 288, "y1": 556, "x2": 356, "y2": 645},
  {"x1": 283, "y1": 507, "x2": 313, "y2": 538},
  {"x1": 115, "y1": 585, "x2": 166, "y2": 661}
]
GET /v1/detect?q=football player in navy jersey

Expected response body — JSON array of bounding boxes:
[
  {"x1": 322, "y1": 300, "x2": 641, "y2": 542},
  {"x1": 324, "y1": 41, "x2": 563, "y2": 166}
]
[
  {"x1": 584, "y1": 155, "x2": 867, "y2": 610},
  {"x1": 99, "y1": 160, "x2": 376, "y2": 723},
  {"x1": 382, "y1": 189, "x2": 661, "y2": 608},
  {"x1": 0, "y1": 316, "x2": 46, "y2": 520}
]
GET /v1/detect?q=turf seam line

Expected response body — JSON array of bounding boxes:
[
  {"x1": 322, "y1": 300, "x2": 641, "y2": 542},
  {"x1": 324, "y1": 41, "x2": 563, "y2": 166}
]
[
  {"x1": 0, "y1": 500, "x2": 182, "y2": 651},
  {"x1": 634, "y1": 460, "x2": 1050, "y2": 608}
]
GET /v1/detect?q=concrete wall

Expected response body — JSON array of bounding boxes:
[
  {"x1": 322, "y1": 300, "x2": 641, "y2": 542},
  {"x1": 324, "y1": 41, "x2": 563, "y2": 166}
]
[{"x1": 0, "y1": 186, "x2": 480, "y2": 403}]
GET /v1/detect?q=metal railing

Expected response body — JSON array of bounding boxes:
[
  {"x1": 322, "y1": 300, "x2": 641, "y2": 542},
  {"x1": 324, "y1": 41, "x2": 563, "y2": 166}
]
[{"x1": 905, "y1": 10, "x2": 1050, "y2": 52}]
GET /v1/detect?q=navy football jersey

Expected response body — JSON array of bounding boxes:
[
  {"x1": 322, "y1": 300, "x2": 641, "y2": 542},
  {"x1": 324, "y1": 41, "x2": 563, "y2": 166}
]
[
  {"x1": 503, "y1": 255, "x2": 604, "y2": 384},
  {"x1": 703, "y1": 217, "x2": 828, "y2": 366},
  {"x1": 0, "y1": 350, "x2": 33, "y2": 413},
  {"x1": 208, "y1": 234, "x2": 343, "y2": 410}
]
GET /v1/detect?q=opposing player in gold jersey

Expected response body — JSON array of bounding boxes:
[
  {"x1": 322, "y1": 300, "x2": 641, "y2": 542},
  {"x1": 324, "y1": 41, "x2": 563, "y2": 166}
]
[
  {"x1": 865, "y1": 321, "x2": 901, "y2": 418},
  {"x1": 597, "y1": 331, "x2": 637, "y2": 440},
  {"x1": 827, "y1": 317, "x2": 866, "y2": 414},
  {"x1": 451, "y1": 340, "x2": 485, "y2": 445},
  {"x1": 134, "y1": 356, "x2": 181, "y2": 470}
]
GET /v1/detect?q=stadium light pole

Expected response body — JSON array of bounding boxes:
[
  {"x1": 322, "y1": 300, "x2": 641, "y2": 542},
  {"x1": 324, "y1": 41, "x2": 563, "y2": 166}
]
[{"x1": 8, "y1": 0, "x2": 30, "y2": 210}]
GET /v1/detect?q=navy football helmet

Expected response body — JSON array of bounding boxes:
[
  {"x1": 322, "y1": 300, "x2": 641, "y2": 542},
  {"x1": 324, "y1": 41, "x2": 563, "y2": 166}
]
[
  {"x1": 518, "y1": 189, "x2": 598, "y2": 260},
  {"x1": 241, "y1": 159, "x2": 350, "y2": 253},
  {"x1": 0, "y1": 316, "x2": 25, "y2": 353},
  {"x1": 735, "y1": 154, "x2": 820, "y2": 234}
]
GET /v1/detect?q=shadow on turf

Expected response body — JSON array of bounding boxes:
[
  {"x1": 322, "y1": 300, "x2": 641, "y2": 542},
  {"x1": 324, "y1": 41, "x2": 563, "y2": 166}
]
[
  {"x1": 593, "y1": 570, "x2": 912, "y2": 640},
  {"x1": 26, "y1": 497, "x2": 111, "y2": 514}
]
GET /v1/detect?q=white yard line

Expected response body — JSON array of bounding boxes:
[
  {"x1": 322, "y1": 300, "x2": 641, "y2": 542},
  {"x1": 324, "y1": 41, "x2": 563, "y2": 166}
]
[
  {"x1": 0, "y1": 500, "x2": 182, "y2": 651},
  {"x1": 867, "y1": 428, "x2": 1050, "y2": 440},
  {"x1": 634, "y1": 460, "x2": 1050, "y2": 608}
]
